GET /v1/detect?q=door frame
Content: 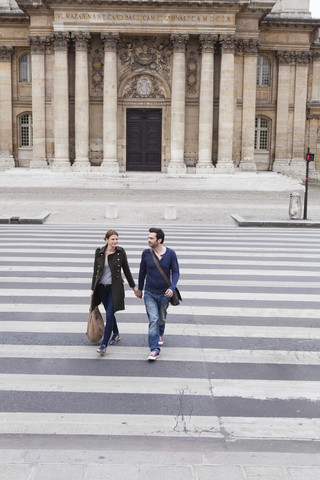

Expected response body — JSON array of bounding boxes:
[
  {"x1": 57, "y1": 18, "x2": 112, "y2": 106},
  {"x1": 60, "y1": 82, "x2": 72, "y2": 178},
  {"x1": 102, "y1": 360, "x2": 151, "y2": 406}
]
[
  {"x1": 119, "y1": 100, "x2": 170, "y2": 173},
  {"x1": 126, "y1": 107, "x2": 162, "y2": 172}
]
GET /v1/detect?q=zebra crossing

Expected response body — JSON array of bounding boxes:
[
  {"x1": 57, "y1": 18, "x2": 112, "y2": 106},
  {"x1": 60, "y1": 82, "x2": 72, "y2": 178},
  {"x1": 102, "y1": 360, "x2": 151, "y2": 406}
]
[{"x1": 0, "y1": 224, "x2": 320, "y2": 444}]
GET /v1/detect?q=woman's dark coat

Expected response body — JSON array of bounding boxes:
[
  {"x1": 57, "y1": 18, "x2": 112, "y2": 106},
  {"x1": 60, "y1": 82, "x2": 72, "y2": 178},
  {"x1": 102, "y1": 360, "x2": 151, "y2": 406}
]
[{"x1": 91, "y1": 245, "x2": 135, "y2": 313}]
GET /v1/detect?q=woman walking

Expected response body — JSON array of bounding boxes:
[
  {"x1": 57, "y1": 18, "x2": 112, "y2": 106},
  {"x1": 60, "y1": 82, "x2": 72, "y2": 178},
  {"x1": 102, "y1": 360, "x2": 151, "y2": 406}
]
[{"x1": 91, "y1": 229, "x2": 138, "y2": 355}]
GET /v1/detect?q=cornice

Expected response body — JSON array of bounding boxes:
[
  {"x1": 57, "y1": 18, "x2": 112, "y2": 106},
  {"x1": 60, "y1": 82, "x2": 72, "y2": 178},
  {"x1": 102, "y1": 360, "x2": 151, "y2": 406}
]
[
  {"x1": 261, "y1": 18, "x2": 320, "y2": 29},
  {"x1": 41, "y1": 0, "x2": 246, "y2": 5},
  {"x1": 0, "y1": 12, "x2": 28, "y2": 22}
]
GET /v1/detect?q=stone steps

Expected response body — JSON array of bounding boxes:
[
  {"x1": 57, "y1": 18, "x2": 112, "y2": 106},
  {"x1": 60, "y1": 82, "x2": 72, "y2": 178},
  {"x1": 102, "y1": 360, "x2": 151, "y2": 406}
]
[{"x1": 0, "y1": 168, "x2": 304, "y2": 192}]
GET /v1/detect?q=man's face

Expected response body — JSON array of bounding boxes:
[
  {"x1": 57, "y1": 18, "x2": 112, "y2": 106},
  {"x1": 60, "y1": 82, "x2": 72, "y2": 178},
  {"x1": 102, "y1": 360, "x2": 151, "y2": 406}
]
[{"x1": 148, "y1": 232, "x2": 160, "y2": 249}]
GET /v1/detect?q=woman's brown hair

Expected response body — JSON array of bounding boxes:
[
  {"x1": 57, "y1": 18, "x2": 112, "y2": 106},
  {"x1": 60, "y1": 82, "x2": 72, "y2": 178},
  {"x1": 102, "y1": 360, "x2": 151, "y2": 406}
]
[{"x1": 104, "y1": 229, "x2": 119, "y2": 240}]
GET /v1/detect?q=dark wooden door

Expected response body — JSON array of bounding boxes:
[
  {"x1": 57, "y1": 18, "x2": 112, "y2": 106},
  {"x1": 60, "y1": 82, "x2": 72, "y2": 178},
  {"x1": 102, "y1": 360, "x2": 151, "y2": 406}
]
[{"x1": 126, "y1": 109, "x2": 162, "y2": 171}]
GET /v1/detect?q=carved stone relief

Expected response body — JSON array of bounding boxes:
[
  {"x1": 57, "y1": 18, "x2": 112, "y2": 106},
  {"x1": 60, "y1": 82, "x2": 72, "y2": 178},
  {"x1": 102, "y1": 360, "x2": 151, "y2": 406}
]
[
  {"x1": 122, "y1": 74, "x2": 165, "y2": 98},
  {"x1": 119, "y1": 37, "x2": 171, "y2": 83},
  {"x1": 89, "y1": 36, "x2": 104, "y2": 96},
  {"x1": 186, "y1": 37, "x2": 199, "y2": 96},
  {"x1": 277, "y1": 50, "x2": 313, "y2": 65},
  {"x1": 28, "y1": 36, "x2": 49, "y2": 55}
]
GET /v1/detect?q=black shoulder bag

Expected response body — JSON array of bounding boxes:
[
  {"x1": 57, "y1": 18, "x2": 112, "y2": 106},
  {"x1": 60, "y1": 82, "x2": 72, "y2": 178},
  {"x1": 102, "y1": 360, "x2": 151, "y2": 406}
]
[{"x1": 150, "y1": 248, "x2": 182, "y2": 306}]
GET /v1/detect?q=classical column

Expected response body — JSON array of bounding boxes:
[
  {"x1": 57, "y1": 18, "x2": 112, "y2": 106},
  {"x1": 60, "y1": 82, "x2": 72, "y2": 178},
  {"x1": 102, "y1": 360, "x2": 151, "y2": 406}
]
[
  {"x1": 196, "y1": 35, "x2": 217, "y2": 174},
  {"x1": 29, "y1": 36, "x2": 48, "y2": 168},
  {"x1": 240, "y1": 39, "x2": 260, "y2": 172},
  {"x1": 216, "y1": 35, "x2": 236, "y2": 173},
  {"x1": 291, "y1": 51, "x2": 312, "y2": 175},
  {"x1": 311, "y1": 52, "x2": 320, "y2": 102},
  {"x1": 101, "y1": 33, "x2": 119, "y2": 173},
  {"x1": 167, "y1": 33, "x2": 189, "y2": 174},
  {"x1": 0, "y1": 46, "x2": 15, "y2": 170},
  {"x1": 51, "y1": 32, "x2": 70, "y2": 170},
  {"x1": 72, "y1": 32, "x2": 91, "y2": 171},
  {"x1": 273, "y1": 51, "x2": 291, "y2": 173}
]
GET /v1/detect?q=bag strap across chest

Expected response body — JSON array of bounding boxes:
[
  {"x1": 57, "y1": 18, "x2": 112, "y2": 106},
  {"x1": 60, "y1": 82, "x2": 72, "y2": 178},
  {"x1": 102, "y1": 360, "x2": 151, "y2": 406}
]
[{"x1": 150, "y1": 248, "x2": 171, "y2": 287}]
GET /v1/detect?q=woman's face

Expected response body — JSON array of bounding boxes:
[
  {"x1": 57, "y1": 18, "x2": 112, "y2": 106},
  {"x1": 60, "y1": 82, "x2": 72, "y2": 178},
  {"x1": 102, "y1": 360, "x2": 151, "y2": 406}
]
[{"x1": 107, "y1": 234, "x2": 119, "y2": 248}]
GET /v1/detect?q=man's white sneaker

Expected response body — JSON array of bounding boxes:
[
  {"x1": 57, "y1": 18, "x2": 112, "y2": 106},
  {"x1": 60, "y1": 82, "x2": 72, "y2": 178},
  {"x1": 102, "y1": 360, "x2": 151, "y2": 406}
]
[{"x1": 158, "y1": 336, "x2": 164, "y2": 346}]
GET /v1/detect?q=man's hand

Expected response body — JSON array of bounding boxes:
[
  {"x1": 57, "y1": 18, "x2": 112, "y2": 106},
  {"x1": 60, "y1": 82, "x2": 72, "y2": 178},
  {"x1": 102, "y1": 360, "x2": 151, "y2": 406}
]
[
  {"x1": 135, "y1": 289, "x2": 143, "y2": 299},
  {"x1": 164, "y1": 289, "x2": 173, "y2": 298}
]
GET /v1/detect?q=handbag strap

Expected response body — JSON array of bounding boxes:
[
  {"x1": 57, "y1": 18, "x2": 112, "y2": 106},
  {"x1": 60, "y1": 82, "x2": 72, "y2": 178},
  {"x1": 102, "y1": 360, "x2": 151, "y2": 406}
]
[{"x1": 150, "y1": 248, "x2": 171, "y2": 287}]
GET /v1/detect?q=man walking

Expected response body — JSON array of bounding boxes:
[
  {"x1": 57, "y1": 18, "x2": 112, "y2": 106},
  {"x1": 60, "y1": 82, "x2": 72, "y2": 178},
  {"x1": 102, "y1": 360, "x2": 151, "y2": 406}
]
[{"x1": 136, "y1": 227, "x2": 180, "y2": 361}]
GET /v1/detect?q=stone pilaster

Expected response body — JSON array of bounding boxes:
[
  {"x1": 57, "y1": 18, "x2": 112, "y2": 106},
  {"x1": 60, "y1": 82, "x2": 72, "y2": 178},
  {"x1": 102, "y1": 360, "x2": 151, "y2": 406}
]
[
  {"x1": 311, "y1": 52, "x2": 320, "y2": 102},
  {"x1": 216, "y1": 35, "x2": 236, "y2": 173},
  {"x1": 167, "y1": 33, "x2": 189, "y2": 174},
  {"x1": 29, "y1": 36, "x2": 49, "y2": 169},
  {"x1": 273, "y1": 51, "x2": 292, "y2": 173},
  {"x1": 291, "y1": 51, "x2": 312, "y2": 175},
  {"x1": 196, "y1": 35, "x2": 217, "y2": 174},
  {"x1": 240, "y1": 38, "x2": 260, "y2": 172},
  {"x1": 72, "y1": 32, "x2": 91, "y2": 171},
  {"x1": 101, "y1": 33, "x2": 119, "y2": 173},
  {"x1": 0, "y1": 46, "x2": 15, "y2": 170},
  {"x1": 51, "y1": 32, "x2": 71, "y2": 170}
]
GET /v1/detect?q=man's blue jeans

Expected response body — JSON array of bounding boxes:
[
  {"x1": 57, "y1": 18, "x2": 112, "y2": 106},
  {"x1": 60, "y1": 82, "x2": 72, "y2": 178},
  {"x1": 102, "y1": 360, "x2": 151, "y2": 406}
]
[{"x1": 144, "y1": 291, "x2": 170, "y2": 353}]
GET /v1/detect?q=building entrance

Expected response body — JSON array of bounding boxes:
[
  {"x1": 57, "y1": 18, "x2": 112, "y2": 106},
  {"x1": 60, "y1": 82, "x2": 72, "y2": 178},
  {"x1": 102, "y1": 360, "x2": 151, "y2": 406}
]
[{"x1": 126, "y1": 109, "x2": 162, "y2": 171}]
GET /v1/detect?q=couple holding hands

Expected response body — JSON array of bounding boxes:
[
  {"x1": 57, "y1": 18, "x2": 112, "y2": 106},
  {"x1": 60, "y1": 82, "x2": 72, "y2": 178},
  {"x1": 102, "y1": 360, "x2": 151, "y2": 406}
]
[{"x1": 91, "y1": 227, "x2": 180, "y2": 361}]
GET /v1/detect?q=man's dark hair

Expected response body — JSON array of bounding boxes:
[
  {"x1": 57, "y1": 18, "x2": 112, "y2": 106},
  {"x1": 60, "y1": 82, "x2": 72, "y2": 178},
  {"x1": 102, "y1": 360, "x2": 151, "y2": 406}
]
[{"x1": 149, "y1": 227, "x2": 165, "y2": 244}]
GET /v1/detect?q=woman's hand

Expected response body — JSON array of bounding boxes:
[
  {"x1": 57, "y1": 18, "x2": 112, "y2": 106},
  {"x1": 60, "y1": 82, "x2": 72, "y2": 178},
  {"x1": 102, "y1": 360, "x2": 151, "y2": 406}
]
[
  {"x1": 134, "y1": 288, "x2": 143, "y2": 299},
  {"x1": 90, "y1": 290, "x2": 94, "y2": 296}
]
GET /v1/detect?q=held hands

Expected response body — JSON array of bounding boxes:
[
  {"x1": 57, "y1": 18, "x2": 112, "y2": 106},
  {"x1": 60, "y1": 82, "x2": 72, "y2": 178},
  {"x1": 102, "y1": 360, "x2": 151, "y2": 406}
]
[
  {"x1": 164, "y1": 289, "x2": 173, "y2": 298},
  {"x1": 133, "y1": 287, "x2": 143, "y2": 299}
]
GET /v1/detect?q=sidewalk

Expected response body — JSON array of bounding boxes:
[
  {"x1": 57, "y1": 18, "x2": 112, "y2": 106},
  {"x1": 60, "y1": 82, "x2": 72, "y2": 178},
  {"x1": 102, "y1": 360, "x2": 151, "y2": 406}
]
[
  {"x1": 1, "y1": 168, "x2": 319, "y2": 226},
  {"x1": 2, "y1": 448, "x2": 320, "y2": 479}
]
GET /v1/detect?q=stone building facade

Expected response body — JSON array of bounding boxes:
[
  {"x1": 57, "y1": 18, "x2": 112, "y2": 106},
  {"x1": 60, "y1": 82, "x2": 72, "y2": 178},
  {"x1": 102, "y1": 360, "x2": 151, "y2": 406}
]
[{"x1": 0, "y1": 0, "x2": 320, "y2": 177}]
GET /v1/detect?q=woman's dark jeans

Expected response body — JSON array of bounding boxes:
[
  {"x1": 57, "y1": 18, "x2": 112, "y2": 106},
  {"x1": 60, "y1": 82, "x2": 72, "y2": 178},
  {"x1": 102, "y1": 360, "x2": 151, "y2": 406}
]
[{"x1": 97, "y1": 284, "x2": 118, "y2": 346}]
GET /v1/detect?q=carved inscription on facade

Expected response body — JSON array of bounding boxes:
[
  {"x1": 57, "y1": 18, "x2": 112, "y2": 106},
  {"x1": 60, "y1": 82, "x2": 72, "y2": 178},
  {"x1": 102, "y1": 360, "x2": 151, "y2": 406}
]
[{"x1": 54, "y1": 11, "x2": 235, "y2": 26}]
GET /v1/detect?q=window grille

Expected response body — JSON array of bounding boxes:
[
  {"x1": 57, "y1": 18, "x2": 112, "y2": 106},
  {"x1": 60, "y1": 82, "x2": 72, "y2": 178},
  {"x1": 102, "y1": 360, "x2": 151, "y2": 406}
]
[
  {"x1": 256, "y1": 56, "x2": 270, "y2": 86},
  {"x1": 255, "y1": 117, "x2": 269, "y2": 151},
  {"x1": 20, "y1": 113, "x2": 33, "y2": 147},
  {"x1": 19, "y1": 53, "x2": 32, "y2": 83}
]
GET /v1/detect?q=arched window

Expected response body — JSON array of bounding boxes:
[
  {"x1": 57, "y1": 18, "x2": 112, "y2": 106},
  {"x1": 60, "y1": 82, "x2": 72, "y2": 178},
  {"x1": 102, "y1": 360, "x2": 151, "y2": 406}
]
[
  {"x1": 19, "y1": 53, "x2": 32, "y2": 83},
  {"x1": 19, "y1": 113, "x2": 33, "y2": 147},
  {"x1": 255, "y1": 117, "x2": 270, "y2": 151},
  {"x1": 256, "y1": 56, "x2": 271, "y2": 86}
]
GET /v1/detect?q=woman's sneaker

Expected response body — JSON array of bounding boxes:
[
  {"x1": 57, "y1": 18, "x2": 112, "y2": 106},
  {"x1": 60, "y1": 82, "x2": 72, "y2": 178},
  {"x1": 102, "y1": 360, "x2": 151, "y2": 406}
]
[
  {"x1": 97, "y1": 344, "x2": 107, "y2": 355},
  {"x1": 109, "y1": 334, "x2": 120, "y2": 345}
]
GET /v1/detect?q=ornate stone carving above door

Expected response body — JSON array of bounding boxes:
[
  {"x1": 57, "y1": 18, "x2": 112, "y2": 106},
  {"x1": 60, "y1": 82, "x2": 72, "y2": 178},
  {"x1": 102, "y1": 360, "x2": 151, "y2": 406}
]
[
  {"x1": 119, "y1": 37, "x2": 171, "y2": 83},
  {"x1": 122, "y1": 74, "x2": 166, "y2": 98}
]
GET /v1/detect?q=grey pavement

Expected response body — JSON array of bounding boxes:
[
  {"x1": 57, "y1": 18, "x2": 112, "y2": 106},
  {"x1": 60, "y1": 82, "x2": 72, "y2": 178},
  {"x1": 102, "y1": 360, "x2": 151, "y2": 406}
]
[
  {"x1": 1, "y1": 168, "x2": 320, "y2": 226},
  {"x1": 1, "y1": 448, "x2": 320, "y2": 479},
  {"x1": 1, "y1": 168, "x2": 320, "y2": 478}
]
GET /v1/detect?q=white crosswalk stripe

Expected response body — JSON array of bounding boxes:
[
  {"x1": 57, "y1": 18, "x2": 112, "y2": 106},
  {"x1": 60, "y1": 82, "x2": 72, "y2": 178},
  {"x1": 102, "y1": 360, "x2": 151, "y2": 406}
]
[{"x1": 1, "y1": 224, "x2": 320, "y2": 445}]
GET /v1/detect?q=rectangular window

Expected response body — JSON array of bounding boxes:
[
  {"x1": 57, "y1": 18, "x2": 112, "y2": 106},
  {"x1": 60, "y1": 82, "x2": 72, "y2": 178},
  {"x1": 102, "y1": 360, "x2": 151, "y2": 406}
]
[
  {"x1": 20, "y1": 114, "x2": 33, "y2": 147},
  {"x1": 255, "y1": 117, "x2": 269, "y2": 151}
]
